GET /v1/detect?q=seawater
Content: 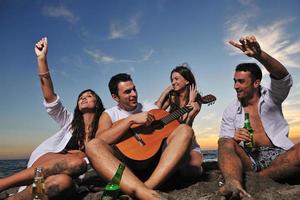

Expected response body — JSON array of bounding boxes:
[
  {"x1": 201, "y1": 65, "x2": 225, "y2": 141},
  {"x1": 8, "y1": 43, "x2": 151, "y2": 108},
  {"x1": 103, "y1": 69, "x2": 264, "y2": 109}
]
[
  {"x1": 0, "y1": 150, "x2": 218, "y2": 178},
  {"x1": 0, "y1": 159, "x2": 28, "y2": 178}
]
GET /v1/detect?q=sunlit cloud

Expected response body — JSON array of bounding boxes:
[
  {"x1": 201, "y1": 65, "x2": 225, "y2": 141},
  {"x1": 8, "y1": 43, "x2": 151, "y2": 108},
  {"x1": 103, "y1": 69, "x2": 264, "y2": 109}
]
[
  {"x1": 109, "y1": 14, "x2": 140, "y2": 39},
  {"x1": 84, "y1": 48, "x2": 154, "y2": 64},
  {"x1": 224, "y1": 2, "x2": 300, "y2": 69},
  {"x1": 284, "y1": 99, "x2": 300, "y2": 107},
  {"x1": 199, "y1": 112, "x2": 215, "y2": 120},
  {"x1": 283, "y1": 107, "x2": 300, "y2": 126},
  {"x1": 291, "y1": 85, "x2": 300, "y2": 96},
  {"x1": 43, "y1": 5, "x2": 79, "y2": 24},
  {"x1": 194, "y1": 125, "x2": 219, "y2": 137}
]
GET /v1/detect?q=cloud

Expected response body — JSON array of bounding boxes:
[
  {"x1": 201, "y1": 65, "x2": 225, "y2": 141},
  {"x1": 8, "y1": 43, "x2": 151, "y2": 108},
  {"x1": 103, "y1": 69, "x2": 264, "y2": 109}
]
[
  {"x1": 43, "y1": 5, "x2": 79, "y2": 24},
  {"x1": 237, "y1": 0, "x2": 256, "y2": 6},
  {"x1": 283, "y1": 98, "x2": 300, "y2": 126},
  {"x1": 84, "y1": 48, "x2": 154, "y2": 64},
  {"x1": 284, "y1": 99, "x2": 300, "y2": 107},
  {"x1": 199, "y1": 112, "x2": 215, "y2": 120},
  {"x1": 109, "y1": 14, "x2": 140, "y2": 39},
  {"x1": 224, "y1": 3, "x2": 300, "y2": 69},
  {"x1": 84, "y1": 49, "x2": 115, "y2": 64}
]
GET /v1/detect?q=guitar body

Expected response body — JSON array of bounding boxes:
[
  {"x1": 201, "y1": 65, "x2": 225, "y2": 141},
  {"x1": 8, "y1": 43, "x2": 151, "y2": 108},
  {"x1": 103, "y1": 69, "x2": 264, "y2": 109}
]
[
  {"x1": 115, "y1": 109, "x2": 180, "y2": 161},
  {"x1": 114, "y1": 94, "x2": 216, "y2": 162}
]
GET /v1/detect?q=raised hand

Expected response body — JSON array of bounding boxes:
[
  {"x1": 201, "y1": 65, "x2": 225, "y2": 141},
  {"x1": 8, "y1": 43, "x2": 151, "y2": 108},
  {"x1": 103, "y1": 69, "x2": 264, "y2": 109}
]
[
  {"x1": 35, "y1": 37, "x2": 48, "y2": 59},
  {"x1": 188, "y1": 84, "x2": 198, "y2": 104},
  {"x1": 187, "y1": 101, "x2": 201, "y2": 118},
  {"x1": 229, "y1": 35, "x2": 262, "y2": 58},
  {"x1": 164, "y1": 85, "x2": 174, "y2": 94},
  {"x1": 155, "y1": 85, "x2": 173, "y2": 109}
]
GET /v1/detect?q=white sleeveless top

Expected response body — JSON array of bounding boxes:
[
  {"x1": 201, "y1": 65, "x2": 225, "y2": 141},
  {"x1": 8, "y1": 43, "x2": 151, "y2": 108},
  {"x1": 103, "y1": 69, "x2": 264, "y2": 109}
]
[{"x1": 105, "y1": 102, "x2": 157, "y2": 123}]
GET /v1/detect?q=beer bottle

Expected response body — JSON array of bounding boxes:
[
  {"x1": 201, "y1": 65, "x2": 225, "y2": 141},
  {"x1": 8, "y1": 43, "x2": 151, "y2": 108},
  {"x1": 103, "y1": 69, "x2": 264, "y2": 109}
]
[
  {"x1": 244, "y1": 112, "x2": 254, "y2": 150},
  {"x1": 32, "y1": 167, "x2": 46, "y2": 200},
  {"x1": 101, "y1": 163, "x2": 125, "y2": 200}
]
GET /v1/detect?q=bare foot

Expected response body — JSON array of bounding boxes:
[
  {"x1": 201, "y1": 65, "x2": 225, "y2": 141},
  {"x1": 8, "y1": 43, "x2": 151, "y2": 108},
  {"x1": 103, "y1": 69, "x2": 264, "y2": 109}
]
[{"x1": 219, "y1": 179, "x2": 251, "y2": 199}]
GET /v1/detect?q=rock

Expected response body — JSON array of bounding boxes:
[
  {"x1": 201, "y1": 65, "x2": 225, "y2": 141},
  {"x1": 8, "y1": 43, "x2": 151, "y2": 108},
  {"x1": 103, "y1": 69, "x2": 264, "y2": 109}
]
[{"x1": 2, "y1": 161, "x2": 300, "y2": 199}]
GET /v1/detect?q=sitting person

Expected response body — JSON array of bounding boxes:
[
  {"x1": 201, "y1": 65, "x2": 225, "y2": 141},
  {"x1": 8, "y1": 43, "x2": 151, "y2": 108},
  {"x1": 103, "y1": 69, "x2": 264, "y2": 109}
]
[
  {"x1": 86, "y1": 73, "x2": 196, "y2": 200},
  {"x1": 0, "y1": 37, "x2": 105, "y2": 199},
  {"x1": 155, "y1": 64, "x2": 204, "y2": 180},
  {"x1": 218, "y1": 35, "x2": 300, "y2": 199}
]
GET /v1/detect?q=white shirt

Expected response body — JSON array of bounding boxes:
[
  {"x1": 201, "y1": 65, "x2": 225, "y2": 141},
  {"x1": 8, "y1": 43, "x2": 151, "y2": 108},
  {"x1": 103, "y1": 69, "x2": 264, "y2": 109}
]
[
  {"x1": 19, "y1": 96, "x2": 74, "y2": 192},
  {"x1": 26, "y1": 96, "x2": 73, "y2": 167},
  {"x1": 219, "y1": 74, "x2": 294, "y2": 150},
  {"x1": 105, "y1": 102, "x2": 157, "y2": 123}
]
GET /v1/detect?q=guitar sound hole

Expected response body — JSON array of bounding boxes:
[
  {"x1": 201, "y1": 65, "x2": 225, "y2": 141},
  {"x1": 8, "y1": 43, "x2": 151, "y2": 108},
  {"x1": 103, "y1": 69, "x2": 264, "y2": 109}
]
[{"x1": 151, "y1": 120, "x2": 164, "y2": 130}]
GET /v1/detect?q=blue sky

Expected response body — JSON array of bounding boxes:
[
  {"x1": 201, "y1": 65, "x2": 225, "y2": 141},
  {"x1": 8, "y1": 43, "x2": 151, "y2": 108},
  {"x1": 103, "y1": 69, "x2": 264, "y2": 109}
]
[{"x1": 1, "y1": 0, "x2": 300, "y2": 159}]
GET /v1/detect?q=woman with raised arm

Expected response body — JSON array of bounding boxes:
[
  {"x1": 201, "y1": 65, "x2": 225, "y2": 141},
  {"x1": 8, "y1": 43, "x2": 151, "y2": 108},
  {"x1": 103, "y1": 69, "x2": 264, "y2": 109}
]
[
  {"x1": 155, "y1": 64, "x2": 203, "y2": 180},
  {"x1": 0, "y1": 37, "x2": 105, "y2": 199}
]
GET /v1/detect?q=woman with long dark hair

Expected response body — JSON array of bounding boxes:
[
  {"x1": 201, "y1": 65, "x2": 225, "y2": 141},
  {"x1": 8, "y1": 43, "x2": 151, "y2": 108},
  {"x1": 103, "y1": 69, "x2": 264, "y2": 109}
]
[
  {"x1": 155, "y1": 64, "x2": 203, "y2": 180},
  {"x1": 0, "y1": 37, "x2": 105, "y2": 199}
]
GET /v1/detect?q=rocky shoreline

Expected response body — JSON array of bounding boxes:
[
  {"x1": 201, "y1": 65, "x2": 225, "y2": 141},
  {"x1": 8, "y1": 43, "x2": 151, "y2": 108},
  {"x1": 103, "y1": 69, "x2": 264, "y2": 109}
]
[{"x1": 1, "y1": 161, "x2": 300, "y2": 199}]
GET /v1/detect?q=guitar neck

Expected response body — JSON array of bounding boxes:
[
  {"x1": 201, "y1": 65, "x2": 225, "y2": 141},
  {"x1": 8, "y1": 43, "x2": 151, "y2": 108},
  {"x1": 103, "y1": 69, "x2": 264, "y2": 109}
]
[{"x1": 161, "y1": 106, "x2": 191, "y2": 124}]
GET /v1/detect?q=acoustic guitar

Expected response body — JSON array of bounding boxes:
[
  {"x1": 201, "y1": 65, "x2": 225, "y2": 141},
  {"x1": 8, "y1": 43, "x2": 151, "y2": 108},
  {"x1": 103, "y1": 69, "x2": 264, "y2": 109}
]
[{"x1": 115, "y1": 94, "x2": 216, "y2": 161}]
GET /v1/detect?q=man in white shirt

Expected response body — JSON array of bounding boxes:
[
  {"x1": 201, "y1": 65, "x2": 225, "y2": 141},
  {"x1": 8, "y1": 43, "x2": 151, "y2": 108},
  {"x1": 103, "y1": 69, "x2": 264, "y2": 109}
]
[
  {"x1": 86, "y1": 73, "x2": 195, "y2": 200},
  {"x1": 218, "y1": 35, "x2": 300, "y2": 199}
]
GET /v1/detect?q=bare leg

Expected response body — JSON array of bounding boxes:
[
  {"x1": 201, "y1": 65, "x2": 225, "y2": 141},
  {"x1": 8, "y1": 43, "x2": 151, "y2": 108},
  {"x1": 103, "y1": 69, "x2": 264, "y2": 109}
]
[
  {"x1": 86, "y1": 138, "x2": 161, "y2": 200},
  {"x1": 144, "y1": 124, "x2": 194, "y2": 189},
  {"x1": 178, "y1": 150, "x2": 203, "y2": 180},
  {"x1": 0, "y1": 151, "x2": 86, "y2": 192},
  {"x1": 259, "y1": 143, "x2": 300, "y2": 180},
  {"x1": 7, "y1": 174, "x2": 74, "y2": 200},
  {"x1": 218, "y1": 138, "x2": 252, "y2": 199}
]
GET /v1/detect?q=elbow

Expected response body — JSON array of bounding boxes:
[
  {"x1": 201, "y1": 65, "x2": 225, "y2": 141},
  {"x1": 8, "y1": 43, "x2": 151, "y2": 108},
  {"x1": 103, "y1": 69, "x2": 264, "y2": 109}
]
[
  {"x1": 154, "y1": 101, "x2": 162, "y2": 108},
  {"x1": 96, "y1": 134, "x2": 112, "y2": 145}
]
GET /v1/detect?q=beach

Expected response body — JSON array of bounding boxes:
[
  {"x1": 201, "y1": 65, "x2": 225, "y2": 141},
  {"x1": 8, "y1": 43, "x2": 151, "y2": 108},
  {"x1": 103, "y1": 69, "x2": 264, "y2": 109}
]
[{"x1": 1, "y1": 159, "x2": 300, "y2": 199}]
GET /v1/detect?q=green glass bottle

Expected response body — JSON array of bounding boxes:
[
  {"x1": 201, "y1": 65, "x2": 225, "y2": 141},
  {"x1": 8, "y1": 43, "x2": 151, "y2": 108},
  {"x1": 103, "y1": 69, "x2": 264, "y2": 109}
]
[
  {"x1": 244, "y1": 112, "x2": 254, "y2": 150},
  {"x1": 101, "y1": 163, "x2": 125, "y2": 200}
]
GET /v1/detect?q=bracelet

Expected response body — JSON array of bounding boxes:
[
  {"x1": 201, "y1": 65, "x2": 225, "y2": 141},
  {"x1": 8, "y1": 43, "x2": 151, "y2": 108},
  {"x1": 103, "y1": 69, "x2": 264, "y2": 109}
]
[{"x1": 39, "y1": 71, "x2": 50, "y2": 77}]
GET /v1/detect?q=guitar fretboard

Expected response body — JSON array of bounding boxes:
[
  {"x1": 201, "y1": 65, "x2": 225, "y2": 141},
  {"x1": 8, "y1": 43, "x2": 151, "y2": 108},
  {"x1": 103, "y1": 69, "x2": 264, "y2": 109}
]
[{"x1": 161, "y1": 106, "x2": 191, "y2": 124}]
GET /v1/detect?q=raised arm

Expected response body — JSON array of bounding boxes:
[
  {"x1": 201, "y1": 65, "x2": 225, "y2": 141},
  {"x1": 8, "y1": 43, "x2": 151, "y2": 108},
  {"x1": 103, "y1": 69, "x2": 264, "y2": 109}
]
[
  {"x1": 34, "y1": 37, "x2": 57, "y2": 103},
  {"x1": 229, "y1": 35, "x2": 289, "y2": 79},
  {"x1": 185, "y1": 84, "x2": 201, "y2": 126},
  {"x1": 155, "y1": 85, "x2": 173, "y2": 110}
]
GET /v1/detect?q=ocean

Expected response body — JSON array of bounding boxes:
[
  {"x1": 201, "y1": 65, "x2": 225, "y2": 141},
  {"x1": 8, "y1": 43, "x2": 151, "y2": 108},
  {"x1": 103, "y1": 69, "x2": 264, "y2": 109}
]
[{"x1": 0, "y1": 150, "x2": 217, "y2": 178}]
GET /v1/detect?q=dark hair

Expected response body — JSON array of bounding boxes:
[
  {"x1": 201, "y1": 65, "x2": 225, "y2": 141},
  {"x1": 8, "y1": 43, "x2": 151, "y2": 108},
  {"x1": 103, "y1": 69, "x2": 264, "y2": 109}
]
[
  {"x1": 235, "y1": 63, "x2": 262, "y2": 82},
  {"x1": 170, "y1": 65, "x2": 196, "y2": 87},
  {"x1": 71, "y1": 89, "x2": 105, "y2": 150},
  {"x1": 108, "y1": 73, "x2": 132, "y2": 96},
  {"x1": 169, "y1": 64, "x2": 200, "y2": 113}
]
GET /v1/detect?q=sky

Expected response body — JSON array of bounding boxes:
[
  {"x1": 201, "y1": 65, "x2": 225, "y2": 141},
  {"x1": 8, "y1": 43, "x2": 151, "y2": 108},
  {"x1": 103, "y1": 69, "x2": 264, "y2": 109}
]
[{"x1": 0, "y1": 0, "x2": 300, "y2": 160}]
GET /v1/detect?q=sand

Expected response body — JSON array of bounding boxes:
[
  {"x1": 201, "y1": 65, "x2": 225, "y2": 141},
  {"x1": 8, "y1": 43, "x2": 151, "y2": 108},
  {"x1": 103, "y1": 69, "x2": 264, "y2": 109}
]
[{"x1": 1, "y1": 161, "x2": 300, "y2": 200}]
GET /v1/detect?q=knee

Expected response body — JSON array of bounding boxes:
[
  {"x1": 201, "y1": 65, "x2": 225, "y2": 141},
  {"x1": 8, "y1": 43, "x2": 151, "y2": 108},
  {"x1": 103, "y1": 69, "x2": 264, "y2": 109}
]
[
  {"x1": 189, "y1": 151, "x2": 203, "y2": 168},
  {"x1": 66, "y1": 156, "x2": 87, "y2": 177},
  {"x1": 45, "y1": 174, "x2": 73, "y2": 198},
  {"x1": 218, "y1": 137, "x2": 236, "y2": 149},
  {"x1": 85, "y1": 138, "x2": 106, "y2": 157},
  {"x1": 177, "y1": 124, "x2": 194, "y2": 141},
  {"x1": 291, "y1": 143, "x2": 300, "y2": 161}
]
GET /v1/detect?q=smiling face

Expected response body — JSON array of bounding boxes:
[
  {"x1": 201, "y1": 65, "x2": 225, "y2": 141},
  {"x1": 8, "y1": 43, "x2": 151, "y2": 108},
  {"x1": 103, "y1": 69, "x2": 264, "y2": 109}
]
[
  {"x1": 234, "y1": 71, "x2": 260, "y2": 101},
  {"x1": 171, "y1": 71, "x2": 189, "y2": 93},
  {"x1": 113, "y1": 80, "x2": 138, "y2": 111},
  {"x1": 78, "y1": 91, "x2": 98, "y2": 112}
]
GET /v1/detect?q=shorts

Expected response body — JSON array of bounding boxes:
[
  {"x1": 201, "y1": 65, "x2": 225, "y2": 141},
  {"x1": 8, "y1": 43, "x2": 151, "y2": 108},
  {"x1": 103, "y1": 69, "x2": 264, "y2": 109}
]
[{"x1": 243, "y1": 146, "x2": 286, "y2": 172}]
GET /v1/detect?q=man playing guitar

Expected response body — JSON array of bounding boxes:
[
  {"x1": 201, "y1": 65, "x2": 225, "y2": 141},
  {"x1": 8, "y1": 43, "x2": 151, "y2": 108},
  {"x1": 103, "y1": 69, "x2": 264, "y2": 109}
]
[{"x1": 86, "y1": 73, "x2": 197, "y2": 200}]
